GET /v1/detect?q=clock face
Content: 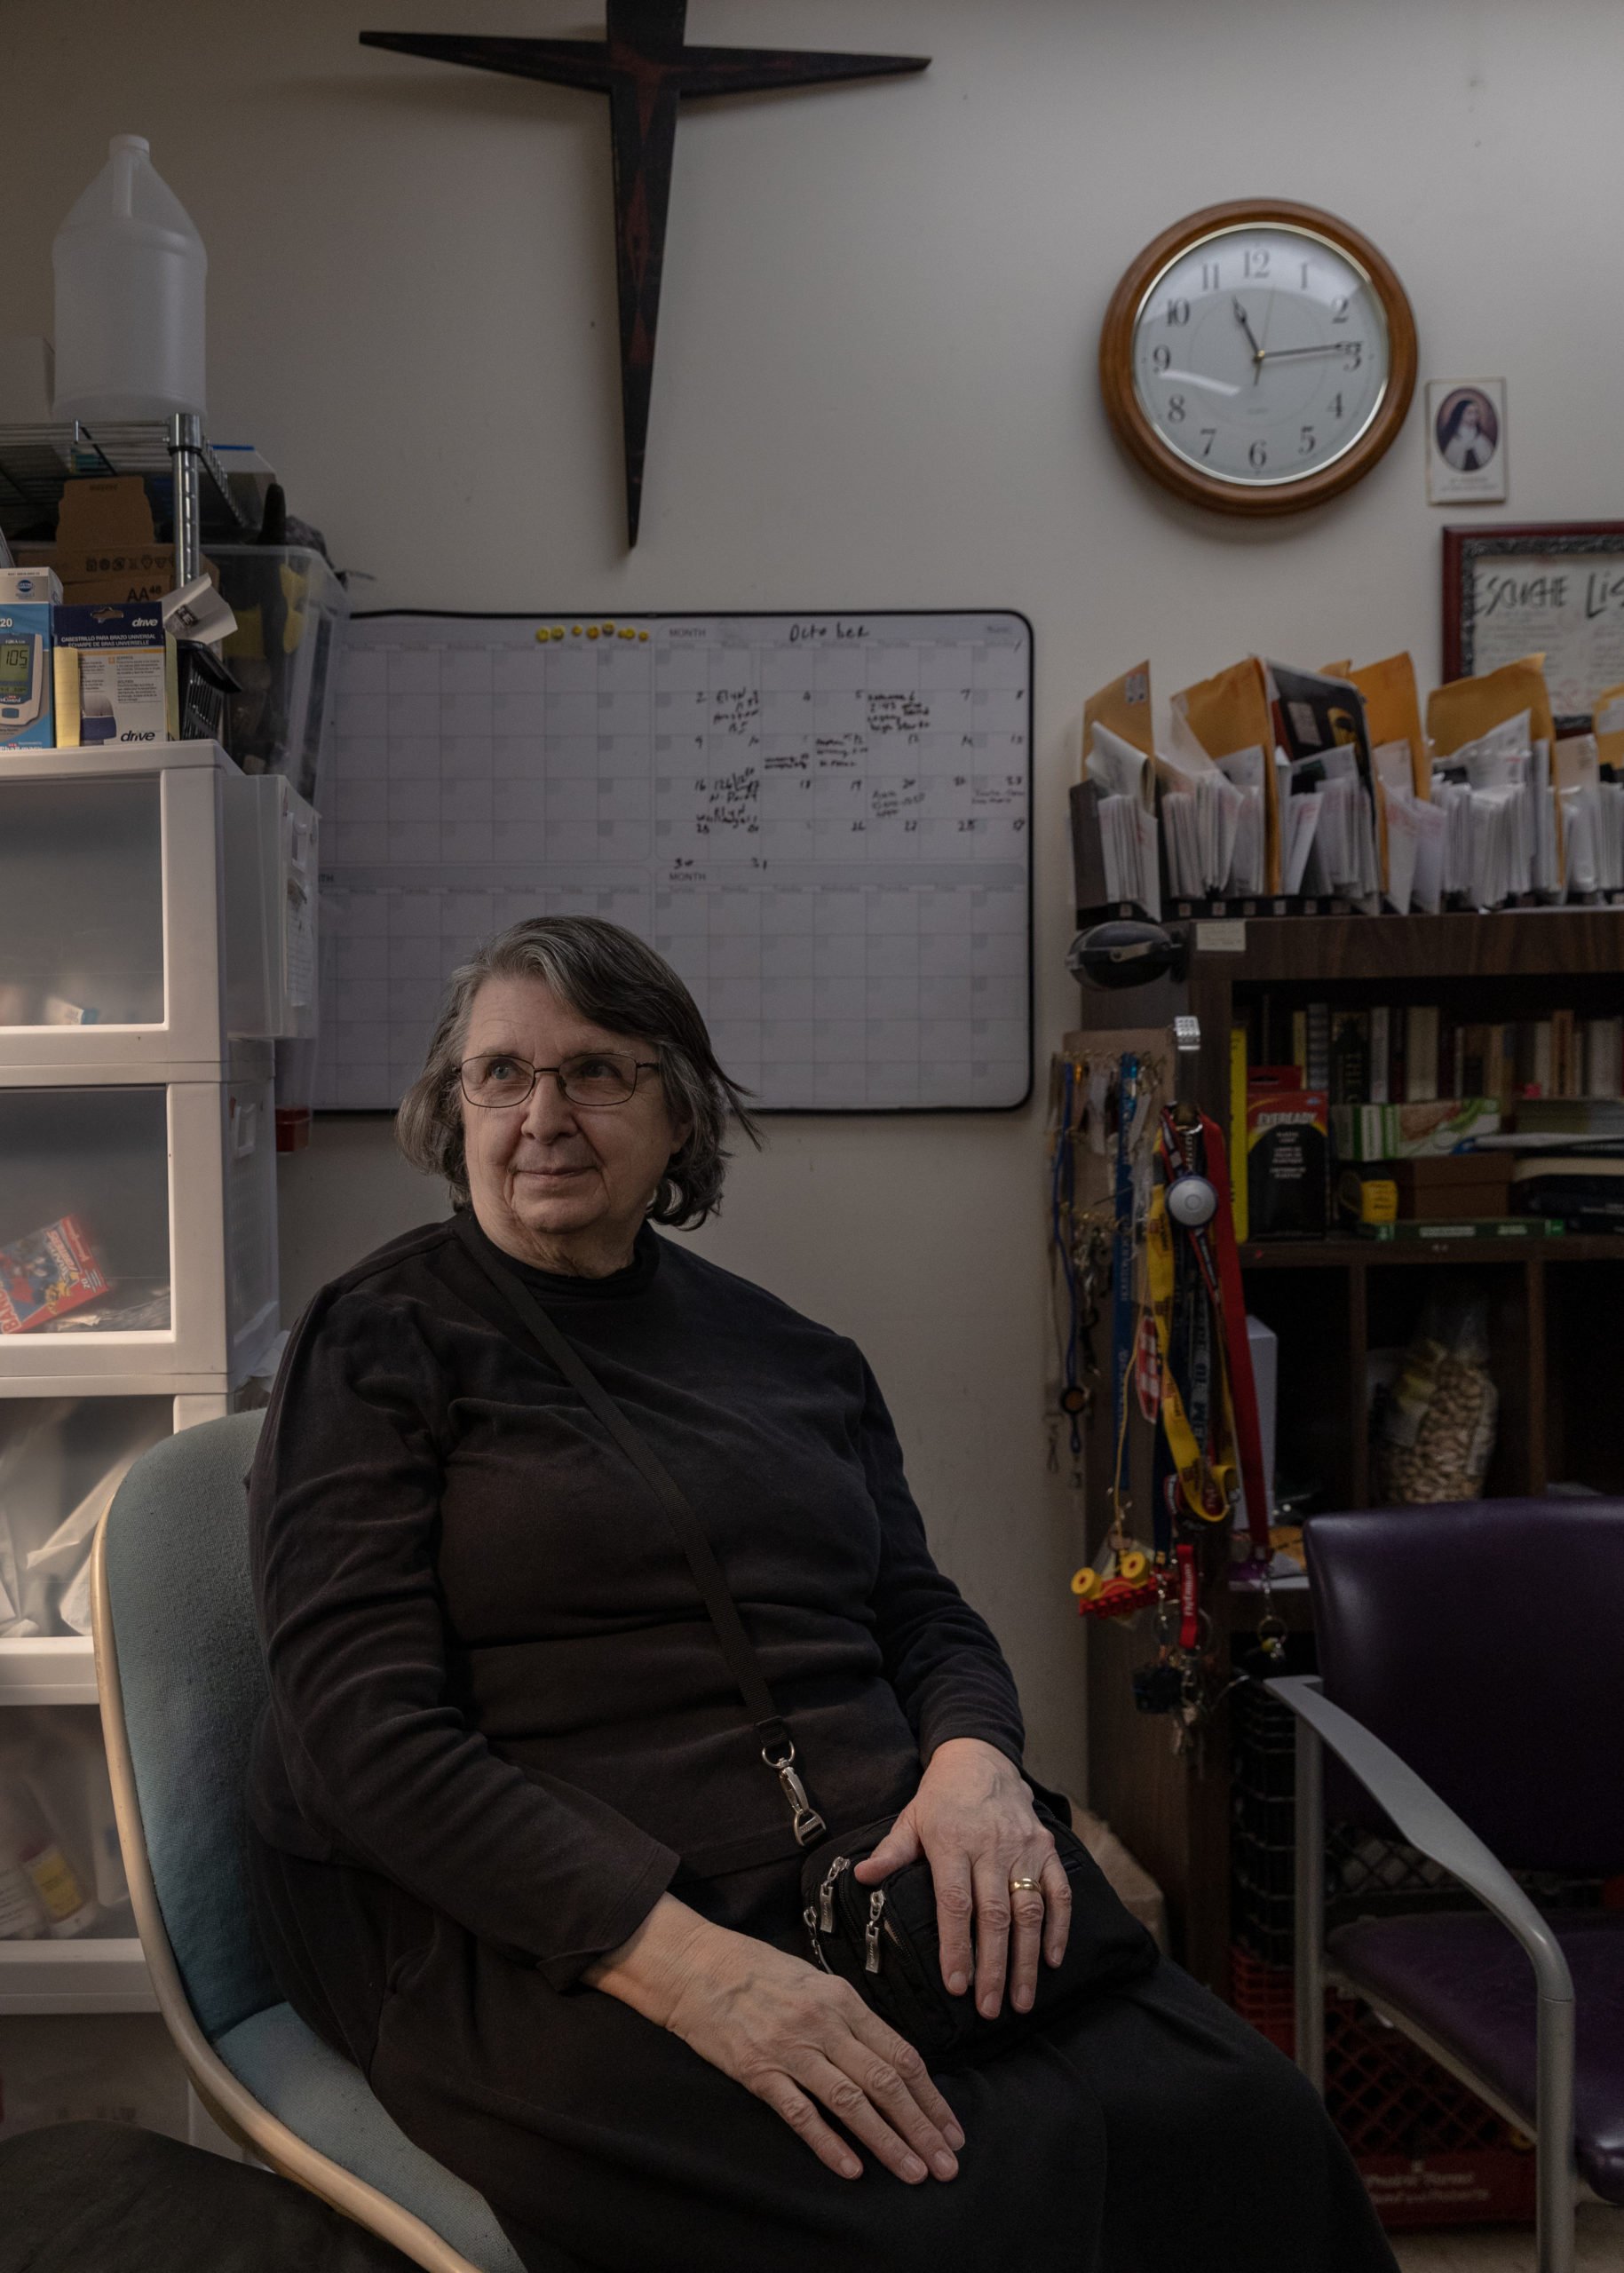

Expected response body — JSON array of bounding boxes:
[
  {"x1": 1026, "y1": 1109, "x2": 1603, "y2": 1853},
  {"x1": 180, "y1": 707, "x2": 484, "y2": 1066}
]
[{"x1": 1129, "y1": 224, "x2": 1392, "y2": 489}]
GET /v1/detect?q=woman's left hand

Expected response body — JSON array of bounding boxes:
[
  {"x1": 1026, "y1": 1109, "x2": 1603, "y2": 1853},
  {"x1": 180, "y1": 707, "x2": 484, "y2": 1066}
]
[{"x1": 852, "y1": 1738, "x2": 1071, "y2": 2020}]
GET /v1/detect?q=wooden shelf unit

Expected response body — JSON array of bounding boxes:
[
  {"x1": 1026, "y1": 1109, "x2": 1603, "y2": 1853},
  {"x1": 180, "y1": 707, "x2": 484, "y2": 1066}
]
[{"x1": 1079, "y1": 908, "x2": 1624, "y2": 1998}]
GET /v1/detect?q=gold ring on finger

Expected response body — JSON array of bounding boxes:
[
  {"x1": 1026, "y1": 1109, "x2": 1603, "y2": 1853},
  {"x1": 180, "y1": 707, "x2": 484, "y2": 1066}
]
[{"x1": 1009, "y1": 1876, "x2": 1042, "y2": 1893}]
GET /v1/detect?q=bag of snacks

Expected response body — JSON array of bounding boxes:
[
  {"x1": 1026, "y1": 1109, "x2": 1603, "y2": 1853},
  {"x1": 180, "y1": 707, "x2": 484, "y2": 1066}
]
[{"x1": 1378, "y1": 1291, "x2": 1498, "y2": 1503}]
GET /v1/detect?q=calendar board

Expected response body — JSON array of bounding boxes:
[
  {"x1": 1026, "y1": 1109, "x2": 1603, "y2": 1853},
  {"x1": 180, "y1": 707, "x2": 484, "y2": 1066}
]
[{"x1": 318, "y1": 610, "x2": 1032, "y2": 1112}]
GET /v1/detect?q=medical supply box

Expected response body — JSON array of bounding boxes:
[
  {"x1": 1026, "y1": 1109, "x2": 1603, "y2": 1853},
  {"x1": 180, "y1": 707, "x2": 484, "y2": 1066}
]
[{"x1": 0, "y1": 568, "x2": 62, "y2": 749}]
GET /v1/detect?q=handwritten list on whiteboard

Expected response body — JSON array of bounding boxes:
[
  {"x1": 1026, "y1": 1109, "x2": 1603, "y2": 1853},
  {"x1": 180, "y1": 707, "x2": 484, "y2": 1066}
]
[{"x1": 317, "y1": 612, "x2": 1032, "y2": 1112}]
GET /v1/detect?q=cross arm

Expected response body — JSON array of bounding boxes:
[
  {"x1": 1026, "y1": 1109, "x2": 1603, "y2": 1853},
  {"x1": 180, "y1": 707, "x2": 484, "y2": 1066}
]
[{"x1": 360, "y1": 33, "x2": 614, "y2": 94}]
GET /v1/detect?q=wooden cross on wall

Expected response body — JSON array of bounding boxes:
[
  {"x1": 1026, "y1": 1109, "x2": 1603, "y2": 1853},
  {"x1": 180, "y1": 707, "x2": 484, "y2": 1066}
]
[{"x1": 361, "y1": 4, "x2": 930, "y2": 545}]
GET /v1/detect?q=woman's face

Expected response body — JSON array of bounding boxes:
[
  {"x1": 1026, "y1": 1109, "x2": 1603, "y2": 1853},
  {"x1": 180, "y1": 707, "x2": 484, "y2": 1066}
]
[
  {"x1": 1459, "y1": 404, "x2": 1480, "y2": 440},
  {"x1": 458, "y1": 972, "x2": 688, "y2": 1271}
]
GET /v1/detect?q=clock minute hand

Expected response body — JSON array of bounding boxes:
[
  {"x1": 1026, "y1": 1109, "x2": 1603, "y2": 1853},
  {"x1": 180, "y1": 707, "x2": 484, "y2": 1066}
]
[
  {"x1": 1258, "y1": 341, "x2": 1361, "y2": 361},
  {"x1": 1232, "y1": 297, "x2": 1264, "y2": 361}
]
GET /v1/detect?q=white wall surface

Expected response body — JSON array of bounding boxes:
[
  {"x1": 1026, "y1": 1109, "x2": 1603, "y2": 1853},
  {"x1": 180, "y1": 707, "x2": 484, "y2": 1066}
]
[{"x1": 8, "y1": 0, "x2": 1620, "y2": 1794}]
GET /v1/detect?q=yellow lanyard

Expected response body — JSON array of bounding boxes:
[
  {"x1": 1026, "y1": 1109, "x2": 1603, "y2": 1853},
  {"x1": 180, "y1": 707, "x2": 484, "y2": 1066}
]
[{"x1": 1145, "y1": 1184, "x2": 1236, "y2": 1525}]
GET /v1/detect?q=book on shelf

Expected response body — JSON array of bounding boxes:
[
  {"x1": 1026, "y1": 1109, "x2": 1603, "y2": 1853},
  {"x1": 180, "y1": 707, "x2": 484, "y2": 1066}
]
[
  {"x1": 1358, "y1": 1216, "x2": 1566, "y2": 1242},
  {"x1": 1405, "y1": 1005, "x2": 1440, "y2": 1103},
  {"x1": 1514, "y1": 1096, "x2": 1624, "y2": 1138},
  {"x1": 1368, "y1": 1006, "x2": 1391, "y2": 1104}
]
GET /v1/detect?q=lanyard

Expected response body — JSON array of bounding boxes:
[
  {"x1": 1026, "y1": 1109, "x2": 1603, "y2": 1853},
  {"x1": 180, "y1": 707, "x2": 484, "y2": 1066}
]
[
  {"x1": 1110, "y1": 1054, "x2": 1139, "y2": 1472},
  {"x1": 1158, "y1": 1108, "x2": 1271, "y2": 1561},
  {"x1": 1145, "y1": 1178, "x2": 1232, "y2": 1526}
]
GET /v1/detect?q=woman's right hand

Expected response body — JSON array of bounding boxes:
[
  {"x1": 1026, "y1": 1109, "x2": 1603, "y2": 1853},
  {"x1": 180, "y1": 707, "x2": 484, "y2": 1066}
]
[{"x1": 583, "y1": 1894, "x2": 964, "y2": 2186}]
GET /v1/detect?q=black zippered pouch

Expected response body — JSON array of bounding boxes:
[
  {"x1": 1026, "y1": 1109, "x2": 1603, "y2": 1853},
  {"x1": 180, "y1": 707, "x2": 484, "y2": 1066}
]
[{"x1": 798, "y1": 1801, "x2": 1157, "y2": 2061}]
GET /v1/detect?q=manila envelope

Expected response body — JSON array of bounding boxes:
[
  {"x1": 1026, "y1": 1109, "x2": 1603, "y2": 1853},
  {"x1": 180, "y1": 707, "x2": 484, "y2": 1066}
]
[
  {"x1": 1428, "y1": 654, "x2": 1556, "y2": 756},
  {"x1": 1172, "y1": 656, "x2": 1279, "y2": 893},
  {"x1": 1082, "y1": 660, "x2": 1153, "y2": 778},
  {"x1": 1351, "y1": 653, "x2": 1430, "y2": 798}
]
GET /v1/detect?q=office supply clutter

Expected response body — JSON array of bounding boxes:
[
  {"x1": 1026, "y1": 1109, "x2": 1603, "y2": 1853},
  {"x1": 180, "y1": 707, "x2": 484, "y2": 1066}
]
[{"x1": 1075, "y1": 645, "x2": 1624, "y2": 916}]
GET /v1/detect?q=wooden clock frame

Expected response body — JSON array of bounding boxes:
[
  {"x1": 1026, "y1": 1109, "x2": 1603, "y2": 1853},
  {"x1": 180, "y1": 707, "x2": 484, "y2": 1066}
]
[{"x1": 1098, "y1": 198, "x2": 1418, "y2": 518}]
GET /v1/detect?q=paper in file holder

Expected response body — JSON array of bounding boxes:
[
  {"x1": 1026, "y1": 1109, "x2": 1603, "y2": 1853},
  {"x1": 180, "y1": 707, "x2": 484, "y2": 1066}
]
[{"x1": 1070, "y1": 780, "x2": 1161, "y2": 923}]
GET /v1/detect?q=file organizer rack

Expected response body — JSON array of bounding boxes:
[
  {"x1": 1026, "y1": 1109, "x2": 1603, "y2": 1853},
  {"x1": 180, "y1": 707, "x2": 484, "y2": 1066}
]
[{"x1": 0, "y1": 741, "x2": 299, "y2": 2037}]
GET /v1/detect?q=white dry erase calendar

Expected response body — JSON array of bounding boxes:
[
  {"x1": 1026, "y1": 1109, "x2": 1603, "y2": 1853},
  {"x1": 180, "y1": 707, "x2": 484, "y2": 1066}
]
[{"x1": 319, "y1": 611, "x2": 1033, "y2": 1112}]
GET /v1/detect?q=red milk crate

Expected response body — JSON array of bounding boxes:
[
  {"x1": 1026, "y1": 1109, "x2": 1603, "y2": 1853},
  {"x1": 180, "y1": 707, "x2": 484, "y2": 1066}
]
[{"x1": 1229, "y1": 1945, "x2": 1537, "y2": 2230}]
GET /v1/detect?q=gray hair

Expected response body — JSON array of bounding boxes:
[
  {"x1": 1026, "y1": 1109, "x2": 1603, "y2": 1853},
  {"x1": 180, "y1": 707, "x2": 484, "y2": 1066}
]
[{"x1": 395, "y1": 916, "x2": 760, "y2": 1228}]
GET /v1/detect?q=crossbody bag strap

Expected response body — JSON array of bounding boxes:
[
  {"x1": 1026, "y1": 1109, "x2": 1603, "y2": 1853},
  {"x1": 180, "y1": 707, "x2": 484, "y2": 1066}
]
[{"x1": 453, "y1": 1213, "x2": 827, "y2": 1846}]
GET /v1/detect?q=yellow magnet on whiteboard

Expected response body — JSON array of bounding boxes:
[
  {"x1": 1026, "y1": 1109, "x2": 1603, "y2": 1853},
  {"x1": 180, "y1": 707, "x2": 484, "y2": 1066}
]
[
  {"x1": 571, "y1": 624, "x2": 582, "y2": 636},
  {"x1": 619, "y1": 626, "x2": 636, "y2": 639},
  {"x1": 1071, "y1": 1565, "x2": 1103, "y2": 1599},
  {"x1": 587, "y1": 624, "x2": 600, "y2": 638},
  {"x1": 602, "y1": 621, "x2": 615, "y2": 635},
  {"x1": 638, "y1": 630, "x2": 649, "y2": 641},
  {"x1": 535, "y1": 627, "x2": 551, "y2": 642},
  {"x1": 552, "y1": 627, "x2": 566, "y2": 639}
]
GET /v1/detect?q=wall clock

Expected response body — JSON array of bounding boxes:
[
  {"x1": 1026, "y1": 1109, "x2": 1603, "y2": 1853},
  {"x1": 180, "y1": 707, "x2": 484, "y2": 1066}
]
[{"x1": 1099, "y1": 199, "x2": 1417, "y2": 516}]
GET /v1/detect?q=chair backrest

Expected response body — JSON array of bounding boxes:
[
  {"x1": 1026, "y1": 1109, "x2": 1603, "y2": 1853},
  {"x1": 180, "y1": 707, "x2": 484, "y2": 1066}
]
[
  {"x1": 101, "y1": 1411, "x2": 278, "y2": 2042},
  {"x1": 1306, "y1": 1496, "x2": 1624, "y2": 1877}
]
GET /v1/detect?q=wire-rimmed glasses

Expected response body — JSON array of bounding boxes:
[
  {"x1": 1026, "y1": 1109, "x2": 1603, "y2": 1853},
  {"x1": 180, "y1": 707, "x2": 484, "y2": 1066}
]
[{"x1": 458, "y1": 1051, "x2": 661, "y2": 1111}]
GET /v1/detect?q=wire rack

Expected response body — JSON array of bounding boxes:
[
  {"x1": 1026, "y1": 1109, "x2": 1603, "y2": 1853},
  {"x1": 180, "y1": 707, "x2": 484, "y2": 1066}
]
[{"x1": 0, "y1": 420, "x2": 257, "y2": 543}]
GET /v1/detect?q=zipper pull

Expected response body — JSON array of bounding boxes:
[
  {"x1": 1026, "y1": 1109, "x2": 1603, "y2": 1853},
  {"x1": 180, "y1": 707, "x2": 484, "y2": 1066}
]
[
  {"x1": 803, "y1": 1904, "x2": 832, "y2": 1973},
  {"x1": 865, "y1": 1888, "x2": 886, "y2": 1975},
  {"x1": 819, "y1": 1855, "x2": 851, "y2": 1934}
]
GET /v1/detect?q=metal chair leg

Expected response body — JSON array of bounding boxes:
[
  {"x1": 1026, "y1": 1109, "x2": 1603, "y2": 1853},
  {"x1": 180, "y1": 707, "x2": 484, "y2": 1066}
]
[
  {"x1": 1292, "y1": 1699, "x2": 1325, "y2": 2092},
  {"x1": 1536, "y1": 1991, "x2": 1577, "y2": 2273}
]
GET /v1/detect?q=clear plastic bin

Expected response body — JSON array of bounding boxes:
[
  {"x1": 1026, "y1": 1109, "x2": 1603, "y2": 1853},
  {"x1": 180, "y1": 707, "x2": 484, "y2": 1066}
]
[
  {"x1": 0, "y1": 1397, "x2": 172, "y2": 1639},
  {"x1": 0, "y1": 778, "x2": 163, "y2": 1028},
  {"x1": 0, "y1": 1707, "x2": 130, "y2": 1941},
  {"x1": 213, "y1": 545, "x2": 350, "y2": 806},
  {"x1": 0, "y1": 745, "x2": 229, "y2": 1077},
  {"x1": 0, "y1": 1063, "x2": 276, "y2": 1383}
]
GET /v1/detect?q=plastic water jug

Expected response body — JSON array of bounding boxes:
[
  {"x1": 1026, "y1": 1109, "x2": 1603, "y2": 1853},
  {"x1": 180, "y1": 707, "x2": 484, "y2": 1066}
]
[{"x1": 52, "y1": 134, "x2": 207, "y2": 424}]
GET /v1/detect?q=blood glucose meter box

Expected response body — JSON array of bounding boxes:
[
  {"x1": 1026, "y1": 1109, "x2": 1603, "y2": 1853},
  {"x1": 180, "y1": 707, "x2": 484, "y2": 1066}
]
[{"x1": 0, "y1": 567, "x2": 62, "y2": 748}]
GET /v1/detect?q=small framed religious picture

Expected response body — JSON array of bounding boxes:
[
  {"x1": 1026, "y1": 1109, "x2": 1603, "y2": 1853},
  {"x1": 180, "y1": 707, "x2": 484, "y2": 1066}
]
[{"x1": 1426, "y1": 378, "x2": 1508, "y2": 504}]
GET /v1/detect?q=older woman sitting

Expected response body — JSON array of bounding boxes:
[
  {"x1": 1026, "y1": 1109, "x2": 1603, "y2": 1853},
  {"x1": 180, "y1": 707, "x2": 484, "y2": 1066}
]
[{"x1": 246, "y1": 915, "x2": 1396, "y2": 2273}]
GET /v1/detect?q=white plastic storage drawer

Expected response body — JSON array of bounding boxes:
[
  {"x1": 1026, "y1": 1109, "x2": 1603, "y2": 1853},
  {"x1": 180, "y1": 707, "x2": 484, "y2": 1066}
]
[
  {"x1": 0, "y1": 1707, "x2": 152, "y2": 2012},
  {"x1": 0, "y1": 1057, "x2": 276, "y2": 1385},
  {"x1": 0, "y1": 744, "x2": 230, "y2": 1076},
  {"x1": 0, "y1": 1390, "x2": 231, "y2": 1706}
]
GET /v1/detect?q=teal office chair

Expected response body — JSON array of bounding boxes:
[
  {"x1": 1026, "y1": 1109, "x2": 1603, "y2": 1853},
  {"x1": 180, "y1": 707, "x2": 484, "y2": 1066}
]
[{"x1": 92, "y1": 1413, "x2": 527, "y2": 2273}]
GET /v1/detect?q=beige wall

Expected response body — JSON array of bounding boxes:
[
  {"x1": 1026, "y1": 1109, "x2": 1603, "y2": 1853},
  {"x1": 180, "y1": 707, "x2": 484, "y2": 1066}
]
[{"x1": 10, "y1": 0, "x2": 1621, "y2": 1794}]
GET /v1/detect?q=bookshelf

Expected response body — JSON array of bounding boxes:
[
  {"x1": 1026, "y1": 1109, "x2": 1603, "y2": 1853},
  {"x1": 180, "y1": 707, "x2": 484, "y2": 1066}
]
[{"x1": 1077, "y1": 908, "x2": 1624, "y2": 1996}]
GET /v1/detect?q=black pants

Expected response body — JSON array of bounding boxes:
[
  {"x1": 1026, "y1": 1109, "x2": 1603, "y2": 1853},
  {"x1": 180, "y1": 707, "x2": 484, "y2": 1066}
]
[{"x1": 248, "y1": 1826, "x2": 1398, "y2": 2273}]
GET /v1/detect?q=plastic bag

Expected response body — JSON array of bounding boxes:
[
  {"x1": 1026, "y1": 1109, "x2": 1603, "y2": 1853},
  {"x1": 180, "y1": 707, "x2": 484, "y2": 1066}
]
[{"x1": 1379, "y1": 1291, "x2": 1498, "y2": 1503}]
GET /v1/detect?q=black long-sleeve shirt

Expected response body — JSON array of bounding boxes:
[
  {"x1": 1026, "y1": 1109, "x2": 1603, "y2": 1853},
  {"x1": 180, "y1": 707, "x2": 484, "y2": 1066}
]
[{"x1": 247, "y1": 1214, "x2": 1026, "y2": 1989}]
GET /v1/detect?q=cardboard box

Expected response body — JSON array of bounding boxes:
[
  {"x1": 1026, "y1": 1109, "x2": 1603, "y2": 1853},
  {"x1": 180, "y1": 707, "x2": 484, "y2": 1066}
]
[
  {"x1": 52, "y1": 602, "x2": 177, "y2": 746},
  {"x1": 1392, "y1": 1155, "x2": 1513, "y2": 1219},
  {"x1": 16, "y1": 475, "x2": 214, "y2": 605},
  {"x1": 1247, "y1": 1069, "x2": 1329, "y2": 1239},
  {"x1": 1332, "y1": 1099, "x2": 1501, "y2": 1162}
]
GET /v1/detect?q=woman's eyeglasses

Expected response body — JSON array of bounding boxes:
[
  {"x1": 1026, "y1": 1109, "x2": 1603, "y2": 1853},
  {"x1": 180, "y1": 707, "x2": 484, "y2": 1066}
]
[{"x1": 459, "y1": 1051, "x2": 661, "y2": 1110}]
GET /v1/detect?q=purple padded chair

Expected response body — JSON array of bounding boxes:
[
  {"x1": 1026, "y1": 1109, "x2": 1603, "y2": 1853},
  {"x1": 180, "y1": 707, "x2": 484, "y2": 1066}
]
[{"x1": 1267, "y1": 1497, "x2": 1624, "y2": 2273}]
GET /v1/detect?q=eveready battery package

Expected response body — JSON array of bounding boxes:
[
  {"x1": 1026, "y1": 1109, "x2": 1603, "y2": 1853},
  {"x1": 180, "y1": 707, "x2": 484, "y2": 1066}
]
[
  {"x1": 52, "y1": 602, "x2": 177, "y2": 747},
  {"x1": 0, "y1": 566, "x2": 62, "y2": 748},
  {"x1": 1246, "y1": 1066, "x2": 1329, "y2": 1239}
]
